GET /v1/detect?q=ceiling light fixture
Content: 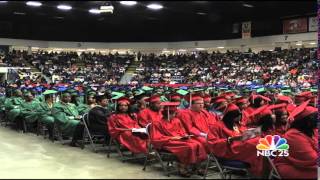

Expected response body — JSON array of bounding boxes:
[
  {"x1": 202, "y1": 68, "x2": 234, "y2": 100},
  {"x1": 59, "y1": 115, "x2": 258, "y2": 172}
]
[
  {"x1": 309, "y1": 42, "x2": 316, "y2": 45},
  {"x1": 57, "y1": 4, "x2": 72, "y2": 10},
  {"x1": 26, "y1": 1, "x2": 42, "y2": 7},
  {"x1": 0, "y1": 1, "x2": 8, "y2": 3},
  {"x1": 120, "y1": 1, "x2": 137, "y2": 6},
  {"x1": 89, "y1": 9, "x2": 101, "y2": 14},
  {"x1": 178, "y1": 49, "x2": 186, "y2": 52},
  {"x1": 196, "y1": 12, "x2": 206, "y2": 15},
  {"x1": 196, "y1": 48, "x2": 205, "y2": 50},
  {"x1": 147, "y1": 3, "x2": 163, "y2": 10},
  {"x1": 295, "y1": 43, "x2": 302, "y2": 46},
  {"x1": 217, "y1": 46, "x2": 225, "y2": 49},
  {"x1": 13, "y1": 12, "x2": 26, "y2": 15},
  {"x1": 243, "y1": 3, "x2": 254, "y2": 8}
]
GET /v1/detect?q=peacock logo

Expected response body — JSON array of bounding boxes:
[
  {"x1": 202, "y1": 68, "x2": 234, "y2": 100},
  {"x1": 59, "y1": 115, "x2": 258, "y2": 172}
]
[{"x1": 256, "y1": 135, "x2": 289, "y2": 157}]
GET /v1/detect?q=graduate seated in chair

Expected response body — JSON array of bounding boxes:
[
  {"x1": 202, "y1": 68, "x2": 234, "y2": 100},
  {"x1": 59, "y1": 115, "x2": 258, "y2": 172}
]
[
  {"x1": 4, "y1": 89, "x2": 24, "y2": 128},
  {"x1": 151, "y1": 102, "x2": 208, "y2": 177},
  {"x1": 77, "y1": 91, "x2": 97, "y2": 115},
  {"x1": 274, "y1": 101, "x2": 318, "y2": 179},
  {"x1": 36, "y1": 90, "x2": 58, "y2": 139},
  {"x1": 88, "y1": 95, "x2": 112, "y2": 142},
  {"x1": 19, "y1": 91, "x2": 41, "y2": 131},
  {"x1": 207, "y1": 103, "x2": 265, "y2": 177},
  {"x1": 107, "y1": 97, "x2": 148, "y2": 154},
  {"x1": 52, "y1": 92, "x2": 84, "y2": 147}
]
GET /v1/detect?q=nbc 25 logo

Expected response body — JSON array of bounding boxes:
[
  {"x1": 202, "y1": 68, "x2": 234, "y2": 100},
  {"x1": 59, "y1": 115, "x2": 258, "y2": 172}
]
[{"x1": 256, "y1": 135, "x2": 289, "y2": 157}]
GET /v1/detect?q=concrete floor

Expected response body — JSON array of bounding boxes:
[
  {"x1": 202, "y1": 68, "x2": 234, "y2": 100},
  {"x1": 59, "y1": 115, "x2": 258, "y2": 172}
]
[{"x1": 0, "y1": 126, "x2": 223, "y2": 179}]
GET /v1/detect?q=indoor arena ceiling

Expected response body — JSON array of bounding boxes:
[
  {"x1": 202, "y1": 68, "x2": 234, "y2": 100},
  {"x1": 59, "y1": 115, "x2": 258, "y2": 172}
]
[{"x1": 0, "y1": 1, "x2": 316, "y2": 42}]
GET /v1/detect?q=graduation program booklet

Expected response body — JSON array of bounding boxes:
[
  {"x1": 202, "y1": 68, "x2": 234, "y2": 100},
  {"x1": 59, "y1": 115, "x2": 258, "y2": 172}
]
[
  {"x1": 132, "y1": 128, "x2": 147, "y2": 134},
  {"x1": 241, "y1": 127, "x2": 261, "y2": 141}
]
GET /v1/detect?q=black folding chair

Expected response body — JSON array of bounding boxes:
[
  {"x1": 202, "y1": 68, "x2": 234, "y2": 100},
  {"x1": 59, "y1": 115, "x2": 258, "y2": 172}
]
[
  {"x1": 203, "y1": 151, "x2": 251, "y2": 179},
  {"x1": 81, "y1": 112, "x2": 108, "y2": 152},
  {"x1": 107, "y1": 125, "x2": 148, "y2": 163},
  {"x1": 266, "y1": 156, "x2": 281, "y2": 179},
  {"x1": 142, "y1": 123, "x2": 179, "y2": 177}
]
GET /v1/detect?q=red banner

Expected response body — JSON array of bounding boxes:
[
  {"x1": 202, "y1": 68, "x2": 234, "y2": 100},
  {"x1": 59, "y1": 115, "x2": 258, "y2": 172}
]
[{"x1": 283, "y1": 18, "x2": 308, "y2": 34}]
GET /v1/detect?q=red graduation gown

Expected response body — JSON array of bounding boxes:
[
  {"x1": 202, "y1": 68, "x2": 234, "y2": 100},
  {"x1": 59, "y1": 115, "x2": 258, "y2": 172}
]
[
  {"x1": 151, "y1": 118, "x2": 207, "y2": 165},
  {"x1": 137, "y1": 108, "x2": 162, "y2": 127},
  {"x1": 274, "y1": 128, "x2": 317, "y2": 179},
  {"x1": 176, "y1": 109, "x2": 217, "y2": 146},
  {"x1": 207, "y1": 121, "x2": 265, "y2": 177},
  {"x1": 107, "y1": 113, "x2": 147, "y2": 154},
  {"x1": 240, "y1": 110, "x2": 251, "y2": 127}
]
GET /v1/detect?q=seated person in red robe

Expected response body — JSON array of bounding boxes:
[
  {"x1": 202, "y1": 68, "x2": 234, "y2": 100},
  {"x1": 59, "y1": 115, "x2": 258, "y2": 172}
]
[
  {"x1": 151, "y1": 102, "x2": 207, "y2": 177},
  {"x1": 245, "y1": 94, "x2": 271, "y2": 127},
  {"x1": 207, "y1": 103, "x2": 265, "y2": 177},
  {"x1": 235, "y1": 96, "x2": 250, "y2": 127},
  {"x1": 137, "y1": 95, "x2": 163, "y2": 127},
  {"x1": 107, "y1": 97, "x2": 147, "y2": 154},
  {"x1": 274, "y1": 101, "x2": 318, "y2": 179},
  {"x1": 176, "y1": 94, "x2": 217, "y2": 146},
  {"x1": 273, "y1": 104, "x2": 289, "y2": 135}
]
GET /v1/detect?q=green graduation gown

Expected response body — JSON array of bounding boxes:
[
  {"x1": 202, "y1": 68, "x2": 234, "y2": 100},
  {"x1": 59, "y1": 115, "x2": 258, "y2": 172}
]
[
  {"x1": 20, "y1": 100, "x2": 41, "y2": 123},
  {"x1": 52, "y1": 102, "x2": 80, "y2": 136},
  {"x1": 4, "y1": 97, "x2": 24, "y2": 122},
  {"x1": 36, "y1": 102, "x2": 55, "y2": 125}
]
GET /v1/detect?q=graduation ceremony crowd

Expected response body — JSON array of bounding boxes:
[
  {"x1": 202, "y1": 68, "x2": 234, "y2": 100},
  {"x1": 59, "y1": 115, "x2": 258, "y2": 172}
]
[{"x1": 0, "y1": 47, "x2": 318, "y2": 179}]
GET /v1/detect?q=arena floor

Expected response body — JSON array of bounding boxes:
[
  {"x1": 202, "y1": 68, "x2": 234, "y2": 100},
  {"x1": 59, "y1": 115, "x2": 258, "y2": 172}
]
[{"x1": 0, "y1": 126, "x2": 223, "y2": 179}]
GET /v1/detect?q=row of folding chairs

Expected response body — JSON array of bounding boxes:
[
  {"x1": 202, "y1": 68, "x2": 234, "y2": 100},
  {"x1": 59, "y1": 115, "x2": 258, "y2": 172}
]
[{"x1": 0, "y1": 109, "x2": 282, "y2": 179}]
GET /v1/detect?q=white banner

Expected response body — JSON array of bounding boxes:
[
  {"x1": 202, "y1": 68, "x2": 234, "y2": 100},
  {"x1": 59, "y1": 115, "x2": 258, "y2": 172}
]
[
  {"x1": 242, "y1": 21, "x2": 251, "y2": 39},
  {"x1": 308, "y1": 17, "x2": 317, "y2": 32}
]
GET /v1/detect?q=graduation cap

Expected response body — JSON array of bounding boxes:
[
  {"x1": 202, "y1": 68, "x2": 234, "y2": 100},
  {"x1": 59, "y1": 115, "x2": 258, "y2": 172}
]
[
  {"x1": 310, "y1": 88, "x2": 317, "y2": 93},
  {"x1": 256, "y1": 88, "x2": 266, "y2": 94},
  {"x1": 160, "y1": 101, "x2": 180, "y2": 120},
  {"x1": 145, "y1": 95, "x2": 161, "y2": 103},
  {"x1": 287, "y1": 100, "x2": 317, "y2": 123},
  {"x1": 223, "y1": 103, "x2": 240, "y2": 114},
  {"x1": 176, "y1": 89, "x2": 189, "y2": 96},
  {"x1": 203, "y1": 94, "x2": 212, "y2": 102},
  {"x1": 276, "y1": 95, "x2": 293, "y2": 104},
  {"x1": 281, "y1": 89, "x2": 292, "y2": 94},
  {"x1": 141, "y1": 86, "x2": 154, "y2": 91},
  {"x1": 235, "y1": 96, "x2": 248, "y2": 104},
  {"x1": 43, "y1": 89, "x2": 58, "y2": 95},
  {"x1": 116, "y1": 97, "x2": 131, "y2": 105}
]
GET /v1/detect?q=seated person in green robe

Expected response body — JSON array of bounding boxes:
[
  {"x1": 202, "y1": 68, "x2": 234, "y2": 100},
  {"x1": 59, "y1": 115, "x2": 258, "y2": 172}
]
[
  {"x1": 76, "y1": 91, "x2": 97, "y2": 115},
  {"x1": 52, "y1": 92, "x2": 84, "y2": 147},
  {"x1": 37, "y1": 90, "x2": 57, "y2": 139},
  {"x1": 20, "y1": 91, "x2": 41, "y2": 131},
  {"x1": 4, "y1": 89, "x2": 24, "y2": 129}
]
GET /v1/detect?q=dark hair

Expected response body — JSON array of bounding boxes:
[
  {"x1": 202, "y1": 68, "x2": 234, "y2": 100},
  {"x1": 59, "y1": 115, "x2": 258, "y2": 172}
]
[
  {"x1": 96, "y1": 95, "x2": 107, "y2": 103},
  {"x1": 290, "y1": 113, "x2": 317, "y2": 138},
  {"x1": 274, "y1": 109, "x2": 287, "y2": 126},
  {"x1": 222, "y1": 110, "x2": 242, "y2": 130},
  {"x1": 257, "y1": 114, "x2": 274, "y2": 132},
  {"x1": 250, "y1": 96, "x2": 263, "y2": 108},
  {"x1": 44, "y1": 94, "x2": 53, "y2": 101}
]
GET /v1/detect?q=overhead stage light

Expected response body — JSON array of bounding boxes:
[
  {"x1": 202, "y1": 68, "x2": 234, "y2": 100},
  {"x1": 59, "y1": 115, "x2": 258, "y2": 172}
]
[
  {"x1": 26, "y1": 1, "x2": 42, "y2": 7},
  {"x1": 147, "y1": 3, "x2": 163, "y2": 10},
  {"x1": 120, "y1": 1, "x2": 137, "y2": 6},
  {"x1": 243, "y1": 3, "x2": 254, "y2": 8},
  {"x1": 57, "y1": 4, "x2": 72, "y2": 10},
  {"x1": 100, "y1": 2, "x2": 114, "y2": 14},
  {"x1": 89, "y1": 9, "x2": 101, "y2": 14}
]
